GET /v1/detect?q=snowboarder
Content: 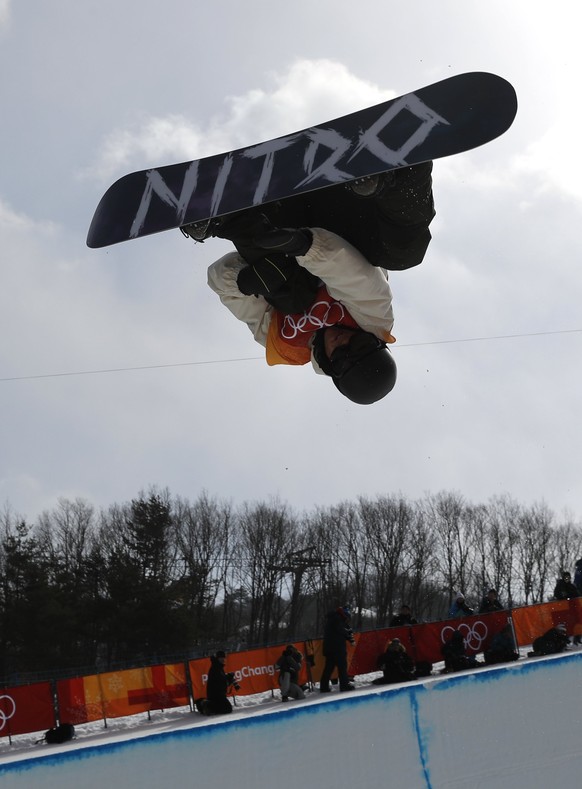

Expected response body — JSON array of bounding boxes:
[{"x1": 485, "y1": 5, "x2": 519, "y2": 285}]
[{"x1": 204, "y1": 163, "x2": 435, "y2": 405}]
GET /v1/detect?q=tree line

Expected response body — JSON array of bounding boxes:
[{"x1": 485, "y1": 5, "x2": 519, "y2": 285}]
[{"x1": 0, "y1": 489, "x2": 580, "y2": 680}]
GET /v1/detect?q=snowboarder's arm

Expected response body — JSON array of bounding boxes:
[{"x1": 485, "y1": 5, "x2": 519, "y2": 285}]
[
  {"x1": 207, "y1": 251, "x2": 272, "y2": 347},
  {"x1": 297, "y1": 228, "x2": 395, "y2": 340}
]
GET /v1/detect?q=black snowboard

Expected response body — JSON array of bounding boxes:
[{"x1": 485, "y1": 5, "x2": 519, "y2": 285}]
[{"x1": 87, "y1": 72, "x2": 517, "y2": 249}]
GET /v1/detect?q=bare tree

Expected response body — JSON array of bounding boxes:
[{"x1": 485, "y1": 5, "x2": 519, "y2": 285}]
[
  {"x1": 173, "y1": 492, "x2": 233, "y2": 636},
  {"x1": 400, "y1": 504, "x2": 440, "y2": 620},
  {"x1": 485, "y1": 495, "x2": 521, "y2": 606},
  {"x1": 425, "y1": 491, "x2": 476, "y2": 608},
  {"x1": 360, "y1": 495, "x2": 411, "y2": 626},
  {"x1": 238, "y1": 500, "x2": 297, "y2": 644}
]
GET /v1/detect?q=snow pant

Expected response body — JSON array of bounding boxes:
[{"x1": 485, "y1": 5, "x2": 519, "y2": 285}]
[
  {"x1": 259, "y1": 162, "x2": 435, "y2": 271},
  {"x1": 319, "y1": 651, "x2": 351, "y2": 691},
  {"x1": 280, "y1": 672, "x2": 305, "y2": 700}
]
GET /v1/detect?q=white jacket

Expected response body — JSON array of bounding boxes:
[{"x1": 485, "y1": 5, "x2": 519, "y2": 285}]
[{"x1": 207, "y1": 227, "x2": 395, "y2": 370}]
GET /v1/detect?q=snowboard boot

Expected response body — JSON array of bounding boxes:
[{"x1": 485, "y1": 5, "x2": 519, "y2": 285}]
[
  {"x1": 347, "y1": 172, "x2": 396, "y2": 198},
  {"x1": 180, "y1": 219, "x2": 215, "y2": 242}
]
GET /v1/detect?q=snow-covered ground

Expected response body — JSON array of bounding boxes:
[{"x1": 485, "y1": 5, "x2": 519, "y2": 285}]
[{"x1": 2, "y1": 647, "x2": 582, "y2": 788}]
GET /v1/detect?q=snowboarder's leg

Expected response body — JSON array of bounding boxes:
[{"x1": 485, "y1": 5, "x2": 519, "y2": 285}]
[{"x1": 370, "y1": 162, "x2": 435, "y2": 270}]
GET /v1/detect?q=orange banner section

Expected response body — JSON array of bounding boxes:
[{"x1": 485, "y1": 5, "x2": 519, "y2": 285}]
[
  {"x1": 57, "y1": 675, "x2": 104, "y2": 724},
  {"x1": 189, "y1": 642, "x2": 310, "y2": 700},
  {"x1": 0, "y1": 682, "x2": 55, "y2": 737},
  {"x1": 512, "y1": 598, "x2": 582, "y2": 645},
  {"x1": 57, "y1": 663, "x2": 189, "y2": 723}
]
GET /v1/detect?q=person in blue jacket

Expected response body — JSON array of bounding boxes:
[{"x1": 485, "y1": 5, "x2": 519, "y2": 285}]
[{"x1": 448, "y1": 593, "x2": 474, "y2": 619}]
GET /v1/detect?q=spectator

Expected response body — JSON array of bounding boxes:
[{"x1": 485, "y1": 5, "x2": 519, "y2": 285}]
[
  {"x1": 448, "y1": 593, "x2": 474, "y2": 619},
  {"x1": 553, "y1": 571, "x2": 580, "y2": 600},
  {"x1": 319, "y1": 604, "x2": 356, "y2": 693},
  {"x1": 275, "y1": 645, "x2": 306, "y2": 702},
  {"x1": 372, "y1": 638, "x2": 415, "y2": 684},
  {"x1": 528, "y1": 624, "x2": 570, "y2": 657},
  {"x1": 196, "y1": 650, "x2": 239, "y2": 715},
  {"x1": 389, "y1": 604, "x2": 419, "y2": 627},
  {"x1": 478, "y1": 588, "x2": 504, "y2": 614},
  {"x1": 441, "y1": 630, "x2": 481, "y2": 672},
  {"x1": 484, "y1": 624, "x2": 519, "y2": 665},
  {"x1": 574, "y1": 559, "x2": 582, "y2": 595}
]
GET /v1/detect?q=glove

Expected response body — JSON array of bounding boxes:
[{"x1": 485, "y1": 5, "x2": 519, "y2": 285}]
[
  {"x1": 237, "y1": 254, "x2": 320, "y2": 314},
  {"x1": 236, "y1": 254, "x2": 298, "y2": 296},
  {"x1": 253, "y1": 227, "x2": 313, "y2": 257}
]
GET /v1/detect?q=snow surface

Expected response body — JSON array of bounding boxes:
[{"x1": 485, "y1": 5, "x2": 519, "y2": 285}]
[{"x1": 1, "y1": 650, "x2": 582, "y2": 788}]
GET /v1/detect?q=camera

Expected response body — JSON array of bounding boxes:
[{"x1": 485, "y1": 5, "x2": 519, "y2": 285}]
[{"x1": 226, "y1": 672, "x2": 241, "y2": 691}]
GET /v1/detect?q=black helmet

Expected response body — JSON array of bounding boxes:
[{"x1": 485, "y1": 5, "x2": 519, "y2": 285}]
[{"x1": 313, "y1": 327, "x2": 397, "y2": 405}]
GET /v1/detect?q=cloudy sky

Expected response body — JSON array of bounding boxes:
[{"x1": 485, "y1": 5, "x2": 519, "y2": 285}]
[{"x1": 1, "y1": 1, "x2": 581, "y2": 523}]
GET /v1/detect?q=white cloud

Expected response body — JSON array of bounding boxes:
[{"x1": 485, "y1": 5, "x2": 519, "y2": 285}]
[
  {"x1": 0, "y1": 0, "x2": 10, "y2": 28},
  {"x1": 85, "y1": 59, "x2": 394, "y2": 182},
  {"x1": 513, "y1": 127, "x2": 582, "y2": 203}
]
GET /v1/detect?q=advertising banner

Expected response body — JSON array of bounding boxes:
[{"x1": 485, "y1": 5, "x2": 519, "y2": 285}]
[
  {"x1": 57, "y1": 663, "x2": 189, "y2": 724},
  {"x1": 0, "y1": 682, "x2": 55, "y2": 737},
  {"x1": 512, "y1": 598, "x2": 582, "y2": 645}
]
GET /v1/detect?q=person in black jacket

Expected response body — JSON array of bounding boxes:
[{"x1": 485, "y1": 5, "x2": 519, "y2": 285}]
[
  {"x1": 319, "y1": 605, "x2": 355, "y2": 693},
  {"x1": 528, "y1": 624, "x2": 570, "y2": 657},
  {"x1": 441, "y1": 630, "x2": 481, "y2": 672},
  {"x1": 553, "y1": 571, "x2": 580, "y2": 600},
  {"x1": 484, "y1": 624, "x2": 519, "y2": 665},
  {"x1": 389, "y1": 604, "x2": 418, "y2": 627},
  {"x1": 478, "y1": 589, "x2": 504, "y2": 614},
  {"x1": 372, "y1": 638, "x2": 415, "y2": 684},
  {"x1": 196, "y1": 651, "x2": 239, "y2": 715},
  {"x1": 574, "y1": 560, "x2": 582, "y2": 595}
]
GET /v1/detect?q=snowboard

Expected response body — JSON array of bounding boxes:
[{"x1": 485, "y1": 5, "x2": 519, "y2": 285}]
[{"x1": 86, "y1": 72, "x2": 517, "y2": 249}]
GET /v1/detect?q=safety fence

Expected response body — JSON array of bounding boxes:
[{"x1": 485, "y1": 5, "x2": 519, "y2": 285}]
[{"x1": 1, "y1": 598, "x2": 581, "y2": 741}]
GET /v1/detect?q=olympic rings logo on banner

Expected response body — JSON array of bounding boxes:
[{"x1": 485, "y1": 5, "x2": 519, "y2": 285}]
[
  {"x1": 441, "y1": 620, "x2": 489, "y2": 652},
  {"x1": 0, "y1": 695, "x2": 16, "y2": 731}
]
